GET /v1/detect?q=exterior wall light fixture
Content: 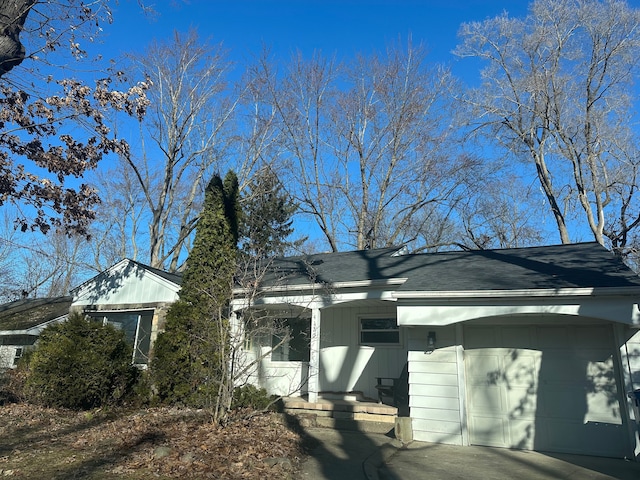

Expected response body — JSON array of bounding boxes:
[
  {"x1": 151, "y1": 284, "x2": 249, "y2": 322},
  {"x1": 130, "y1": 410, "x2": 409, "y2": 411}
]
[{"x1": 426, "y1": 331, "x2": 436, "y2": 354}]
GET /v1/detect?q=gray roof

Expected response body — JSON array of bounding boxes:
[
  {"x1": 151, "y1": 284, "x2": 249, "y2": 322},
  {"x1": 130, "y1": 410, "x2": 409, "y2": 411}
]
[
  {"x1": 260, "y1": 242, "x2": 640, "y2": 292},
  {"x1": 0, "y1": 297, "x2": 72, "y2": 331},
  {"x1": 128, "y1": 259, "x2": 183, "y2": 286},
  {"x1": 70, "y1": 258, "x2": 182, "y2": 296}
]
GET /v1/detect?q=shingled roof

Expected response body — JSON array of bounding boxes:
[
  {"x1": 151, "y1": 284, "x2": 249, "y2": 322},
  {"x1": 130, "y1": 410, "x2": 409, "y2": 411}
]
[
  {"x1": 259, "y1": 242, "x2": 640, "y2": 292},
  {"x1": 0, "y1": 297, "x2": 72, "y2": 331}
]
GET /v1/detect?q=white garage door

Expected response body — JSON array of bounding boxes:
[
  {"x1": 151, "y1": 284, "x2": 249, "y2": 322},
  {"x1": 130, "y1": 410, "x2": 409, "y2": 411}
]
[{"x1": 464, "y1": 323, "x2": 629, "y2": 457}]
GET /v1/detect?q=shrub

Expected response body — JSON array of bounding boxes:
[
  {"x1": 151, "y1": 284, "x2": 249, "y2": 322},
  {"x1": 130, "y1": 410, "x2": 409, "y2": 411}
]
[
  {"x1": 231, "y1": 384, "x2": 273, "y2": 410},
  {"x1": 0, "y1": 365, "x2": 28, "y2": 405},
  {"x1": 24, "y1": 313, "x2": 139, "y2": 409}
]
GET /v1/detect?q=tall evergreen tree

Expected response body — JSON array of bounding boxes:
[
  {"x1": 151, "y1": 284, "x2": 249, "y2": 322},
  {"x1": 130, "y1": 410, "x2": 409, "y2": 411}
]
[
  {"x1": 151, "y1": 171, "x2": 239, "y2": 413},
  {"x1": 240, "y1": 168, "x2": 301, "y2": 259}
]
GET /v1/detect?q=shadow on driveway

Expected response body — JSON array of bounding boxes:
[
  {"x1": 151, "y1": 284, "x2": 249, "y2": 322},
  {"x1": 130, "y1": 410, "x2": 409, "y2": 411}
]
[
  {"x1": 378, "y1": 442, "x2": 640, "y2": 480},
  {"x1": 286, "y1": 414, "x2": 396, "y2": 480}
]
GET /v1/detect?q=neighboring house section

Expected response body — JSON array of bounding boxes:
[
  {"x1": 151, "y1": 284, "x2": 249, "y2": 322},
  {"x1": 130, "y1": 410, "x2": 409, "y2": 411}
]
[
  {"x1": 231, "y1": 242, "x2": 640, "y2": 460},
  {"x1": 0, "y1": 297, "x2": 72, "y2": 369},
  {"x1": 70, "y1": 259, "x2": 182, "y2": 366}
]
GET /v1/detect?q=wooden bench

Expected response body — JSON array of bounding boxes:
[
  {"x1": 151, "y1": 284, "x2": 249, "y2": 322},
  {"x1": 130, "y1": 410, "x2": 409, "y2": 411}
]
[{"x1": 374, "y1": 362, "x2": 409, "y2": 407}]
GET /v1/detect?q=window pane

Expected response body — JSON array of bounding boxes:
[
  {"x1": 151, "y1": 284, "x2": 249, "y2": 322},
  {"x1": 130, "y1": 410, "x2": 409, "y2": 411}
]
[
  {"x1": 13, "y1": 347, "x2": 23, "y2": 366},
  {"x1": 361, "y1": 318, "x2": 396, "y2": 330},
  {"x1": 86, "y1": 311, "x2": 153, "y2": 364},
  {"x1": 360, "y1": 318, "x2": 399, "y2": 345},
  {"x1": 361, "y1": 331, "x2": 400, "y2": 344},
  {"x1": 134, "y1": 313, "x2": 153, "y2": 364},
  {"x1": 104, "y1": 313, "x2": 139, "y2": 345},
  {"x1": 272, "y1": 318, "x2": 310, "y2": 362}
]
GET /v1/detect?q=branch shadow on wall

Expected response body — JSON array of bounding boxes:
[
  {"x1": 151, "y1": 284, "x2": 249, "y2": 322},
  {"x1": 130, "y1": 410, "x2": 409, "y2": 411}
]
[{"x1": 469, "y1": 322, "x2": 629, "y2": 459}]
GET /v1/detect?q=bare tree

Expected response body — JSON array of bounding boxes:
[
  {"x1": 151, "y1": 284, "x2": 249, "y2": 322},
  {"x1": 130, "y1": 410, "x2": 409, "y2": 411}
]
[
  {"x1": 458, "y1": 173, "x2": 544, "y2": 250},
  {"x1": 0, "y1": 220, "x2": 96, "y2": 300},
  {"x1": 88, "y1": 156, "x2": 147, "y2": 270},
  {"x1": 122, "y1": 30, "x2": 238, "y2": 270},
  {"x1": 254, "y1": 42, "x2": 472, "y2": 252},
  {"x1": 455, "y1": 0, "x2": 640, "y2": 256}
]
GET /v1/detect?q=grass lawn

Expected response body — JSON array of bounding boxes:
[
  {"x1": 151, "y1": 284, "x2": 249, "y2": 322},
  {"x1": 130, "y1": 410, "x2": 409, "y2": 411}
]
[{"x1": 0, "y1": 403, "x2": 308, "y2": 479}]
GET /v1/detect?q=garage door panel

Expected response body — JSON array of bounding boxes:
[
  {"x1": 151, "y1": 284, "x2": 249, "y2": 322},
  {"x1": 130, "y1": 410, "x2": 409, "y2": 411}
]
[
  {"x1": 537, "y1": 387, "x2": 581, "y2": 419},
  {"x1": 540, "y1": 352, "x2": 583, "y2": 380},
  {"x1": 466, "y1": 353, "x2": 500, "y2": 379},
  {"x1": 465, "y1": 324, "x2": 628, "y2": 457},
  {"x1": 502, "y1": 351, "x2": 537, "y2": 387},
  {"x1": 574, "y1": 326, "x2": 612, "y2": 349},
  {"x1": 505, "y1": 387, "x2": 537, "y2": 418},
  {"x1": 586, "y1": 392, "x2": 622, "y2": 424},
  {"x1": 464, "y1": 326, "x2": 498, "y2": 348},
  {"x1": 544, "y1": 421, "x2": 625, "y2": 457},
  {"x1": 468, "y1": 415, "x2": 508, "y2": 447},
  {"x1": 508, "y1": 418, "x2": 536, "y2": 450},
  {"x1": 501, "y1": 326, "x2": 536, "y2": 348},
  {"x1": 536, "y1": 327, "x2": 570, "y2": 347},
  {"x1": 468, "y1": 384, "x2": 504, "y2": 412}
]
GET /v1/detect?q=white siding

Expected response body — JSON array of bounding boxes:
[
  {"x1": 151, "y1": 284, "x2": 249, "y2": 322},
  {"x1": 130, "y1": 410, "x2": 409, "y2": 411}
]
[
  {"x1": 408, "y1": 326, "x2": 464, "y2": 445},
  {"x1": 255, "y1": 348, "x2": 309, "y2": 397},
  {"x1": 318, "y1": 304, "x2": 406, "y2": 399},
  {"x1": 0, "y1": 346, "x2": 16, "y2": 369},
  {"x1": 72, "y1": 260, "x2": 180, "y2": 306}
]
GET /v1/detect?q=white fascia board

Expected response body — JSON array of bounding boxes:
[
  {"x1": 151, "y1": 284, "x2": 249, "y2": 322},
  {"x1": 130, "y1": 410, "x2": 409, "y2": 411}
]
[
  {"x1": 231, "y1": 289, "x2": 397, "y2": 311},
  {"x1": 232, "y1": 277, "x2": 407, "y2": 296},
  {"x1": 392, "y1": 286, "x2": 640, "y2": 300}
]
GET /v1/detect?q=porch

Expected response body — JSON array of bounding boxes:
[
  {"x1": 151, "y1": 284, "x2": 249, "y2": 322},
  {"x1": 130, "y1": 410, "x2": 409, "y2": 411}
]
[{"x1": 281, "y1": 393, "x2": 398, "y2": 433}]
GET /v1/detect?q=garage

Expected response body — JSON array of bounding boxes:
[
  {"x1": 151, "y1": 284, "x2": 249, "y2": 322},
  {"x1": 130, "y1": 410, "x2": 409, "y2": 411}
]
[{"x1": 464, "y1": 322, "x2": 630, "y2": 458}]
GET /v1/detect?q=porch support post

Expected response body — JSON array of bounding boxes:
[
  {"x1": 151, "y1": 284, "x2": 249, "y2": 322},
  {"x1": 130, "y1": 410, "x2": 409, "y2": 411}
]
[
  {"x1": 308, "y1": 307, "x2": 321, "y2": 403},
  {"x1": 613, "y1": 323, "x2": 640, "y2": 459}
]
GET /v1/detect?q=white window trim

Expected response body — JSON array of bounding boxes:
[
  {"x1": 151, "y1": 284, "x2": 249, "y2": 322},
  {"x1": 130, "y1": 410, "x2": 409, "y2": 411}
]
[{"x1": 359, "y1": 315, "x2": 401, "y2": 347}]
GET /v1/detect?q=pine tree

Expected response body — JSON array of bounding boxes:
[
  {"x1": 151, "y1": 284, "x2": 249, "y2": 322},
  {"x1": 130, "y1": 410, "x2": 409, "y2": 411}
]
[
  {"x1": 240, "y1": 168, "x2": 301, "y2": 259},
  {"x1": 152, "y1": 171, "x2": 239, "y2": 413}
]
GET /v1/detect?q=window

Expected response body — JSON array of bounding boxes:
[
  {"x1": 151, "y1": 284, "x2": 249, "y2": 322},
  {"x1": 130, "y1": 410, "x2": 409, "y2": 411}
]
[
  {"x1": 271, "y1": 318, "x2": 311, "y2": 362},
  {"x1": 13, "y1": 347, "x2": 23, "y2": 366},
  {"x1": 360, "y1": 317, "x2": 400, "y2": 345},
  {"x1": 87, "y1": 311, "x2": 153, "y2": 364}
]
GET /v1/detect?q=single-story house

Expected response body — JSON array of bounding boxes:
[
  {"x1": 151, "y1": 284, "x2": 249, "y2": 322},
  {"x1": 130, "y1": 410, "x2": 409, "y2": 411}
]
[
  {"x1": 32, "y1": 242, "x2": 640, "y2": 460},
  {"x1": 0, "y1": 296, "x2": 72, "y2": 368},
  {"x1": 230, "y1": 242, "x2": 640, "y2": 460},
  {"x1": 69, "y1": 258, "x2": 182, "y2": 365}
]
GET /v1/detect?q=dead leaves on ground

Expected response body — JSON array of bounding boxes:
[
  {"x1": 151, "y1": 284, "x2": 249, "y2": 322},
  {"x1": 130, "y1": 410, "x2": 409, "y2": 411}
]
[{"x1": 0, "y1": 404, "x2": 307, "y2": 479}]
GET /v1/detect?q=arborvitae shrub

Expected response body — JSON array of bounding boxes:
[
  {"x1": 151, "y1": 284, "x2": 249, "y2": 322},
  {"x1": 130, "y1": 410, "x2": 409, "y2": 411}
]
[{"x1": 24, "y1": 313, "x2": 139, "y2": 409}]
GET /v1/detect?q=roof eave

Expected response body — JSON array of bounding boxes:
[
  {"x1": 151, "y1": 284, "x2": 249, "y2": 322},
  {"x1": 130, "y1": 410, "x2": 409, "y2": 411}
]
[
  {"x1": 392, "y1": 285, "x2": 640, "y2": 300},
  {"x1": 233, "y1": 277, "x2": 408, "y2": 296}
]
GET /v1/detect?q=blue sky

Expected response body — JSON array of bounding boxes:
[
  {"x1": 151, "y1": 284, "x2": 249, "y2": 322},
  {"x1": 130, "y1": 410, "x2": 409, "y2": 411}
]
[{"x1": 104, "y1": 0, "x2": 529, "y2": 76}]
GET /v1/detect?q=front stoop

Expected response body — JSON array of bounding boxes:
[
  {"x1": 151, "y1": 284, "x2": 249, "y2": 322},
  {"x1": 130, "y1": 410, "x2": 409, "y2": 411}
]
[{"x1": 282, "y1": 396, "x2": 397, "y2": 434}]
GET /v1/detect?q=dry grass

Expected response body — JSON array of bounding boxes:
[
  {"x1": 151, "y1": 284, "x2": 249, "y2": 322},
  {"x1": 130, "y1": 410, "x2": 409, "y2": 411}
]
[{"x1": 0, "y1": 403, "x2": 309, "y2": 479}]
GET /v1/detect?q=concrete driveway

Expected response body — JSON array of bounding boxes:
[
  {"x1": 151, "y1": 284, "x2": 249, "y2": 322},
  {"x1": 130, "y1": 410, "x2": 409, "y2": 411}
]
[{"x1": 299, "y1": 427, "x2": 640, "y2": 480}]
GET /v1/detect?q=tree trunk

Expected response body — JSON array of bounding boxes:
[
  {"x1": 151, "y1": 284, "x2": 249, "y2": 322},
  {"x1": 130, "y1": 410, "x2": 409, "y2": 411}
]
[{"x1": 0, "y1": 0, "x2": 35, "y2": 76}]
